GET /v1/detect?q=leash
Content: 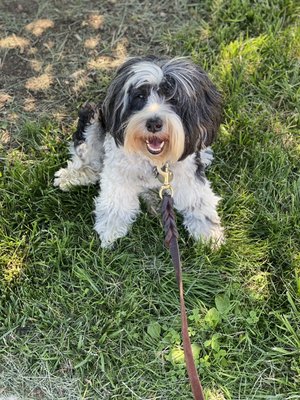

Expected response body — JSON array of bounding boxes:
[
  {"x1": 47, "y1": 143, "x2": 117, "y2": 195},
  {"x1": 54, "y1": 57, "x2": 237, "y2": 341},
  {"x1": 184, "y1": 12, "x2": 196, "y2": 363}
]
[{"x1": 158, "y1": 163, "x2": 205, "y2": 400}]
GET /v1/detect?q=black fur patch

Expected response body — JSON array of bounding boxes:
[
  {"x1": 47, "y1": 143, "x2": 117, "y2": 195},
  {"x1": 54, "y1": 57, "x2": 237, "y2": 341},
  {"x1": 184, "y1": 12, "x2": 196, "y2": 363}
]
[
  {"x1": 73, "y1": 103, "x2": 99, "y2": 147},
  {"x1": 194, "y1": 151, "x2": 206, "y2": 182},
  {"x1": 128, "y1": 84, "x2": 151, "y2": 112}
]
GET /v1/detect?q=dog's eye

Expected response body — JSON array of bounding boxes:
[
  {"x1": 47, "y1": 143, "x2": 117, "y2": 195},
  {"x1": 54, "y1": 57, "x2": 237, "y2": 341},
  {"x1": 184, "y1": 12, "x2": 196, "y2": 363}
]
[
  {"x1": 130, "y1": 91, "x2": 147, "y2": 112},
  {"x1": 132, "y1": 93, "x2": 146, "y2": 103}
]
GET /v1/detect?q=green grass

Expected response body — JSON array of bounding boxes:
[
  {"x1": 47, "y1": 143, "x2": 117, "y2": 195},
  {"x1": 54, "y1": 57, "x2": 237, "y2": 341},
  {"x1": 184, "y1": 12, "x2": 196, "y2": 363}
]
[{"x1": 1, "y1": 0, "x2": 300, "y2": 399}]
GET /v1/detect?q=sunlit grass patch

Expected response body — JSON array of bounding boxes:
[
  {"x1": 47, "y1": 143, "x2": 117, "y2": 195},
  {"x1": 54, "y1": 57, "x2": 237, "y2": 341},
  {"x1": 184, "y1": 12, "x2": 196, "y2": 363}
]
[
  {"x1": 87, "y1": 40, "x2": 127, "y2": 71},
  {"x1": 0, "y1": 130, "x2": 11, "y2": 147},
  {"x1": 84, "y1": 36, "x2": 100, "y2": 49},
  {"x1": 25, "y1": 73, "x2": 53, "y2": 92},
  {"x1": 0, "y1": 236, "x2": 28, "y2": 286},
  {"x1": 1, "y1": 253, "x2": 26, "y2": 285},
  {"x1": 205, "y1": 388, "x2": 227, "y2": 400},
  {"x1": 0, "y1": 35, "x2": 30, "y2": 50},
  {"x1": 86, "y1": 13, "x2": 105, "y2": 30},
  {"x1": 219, "y1": 35, "x2": 267, "y2": 80},
  {"x1": 246, "y1": 271, "x2": 271, "y2": 302},
  {"x1": 0, "y1": 92, "x2": 13, "y2": 108},
  {"x1": 23, "y1": 97, "x2": 37, "y2": 112},
  {"x1": 25, "y1": 19, "x2": 54, "y2": 37},
  {"x1": 1, "y1": 0, "x2": 300, "y2": 398},
  {"x1": 87, "y1": 55, "x2": 125, "y2": 70}
]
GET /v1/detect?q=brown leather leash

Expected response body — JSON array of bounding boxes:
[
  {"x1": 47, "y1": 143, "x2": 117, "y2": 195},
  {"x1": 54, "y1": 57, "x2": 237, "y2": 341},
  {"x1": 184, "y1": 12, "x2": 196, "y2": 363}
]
[{"x1": 158, "y1": 164, "x2": 205, "y2": 400}]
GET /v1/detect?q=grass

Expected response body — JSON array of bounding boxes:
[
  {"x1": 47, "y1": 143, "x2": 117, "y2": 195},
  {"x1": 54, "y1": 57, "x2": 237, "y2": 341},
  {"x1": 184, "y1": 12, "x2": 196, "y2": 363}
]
[{"x1": 1, "y1": 0, "x2": 300, "y2": 399}]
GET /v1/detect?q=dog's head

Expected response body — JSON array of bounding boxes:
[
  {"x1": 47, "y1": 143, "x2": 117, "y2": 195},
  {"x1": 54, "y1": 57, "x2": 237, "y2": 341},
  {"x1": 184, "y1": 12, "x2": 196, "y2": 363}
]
[{"x1": 102, "y1": 56, "x2": 222, "y2": 166}]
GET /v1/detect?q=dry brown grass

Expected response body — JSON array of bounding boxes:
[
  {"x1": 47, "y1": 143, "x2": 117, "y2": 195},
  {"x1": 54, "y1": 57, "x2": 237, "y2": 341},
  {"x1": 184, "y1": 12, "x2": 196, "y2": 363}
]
[
  {"x1": 0, "y1": 0, "x2": 192, "y2": 133},
  {"x1": 25, "y1": 18, "x2": 54, "y2": 36},
  {"x1": 0, "y1": 35, "x2": 30, "y2": 50},
  {"x1": 0, "y1": 92, "x2": 12, "y2": 108}
]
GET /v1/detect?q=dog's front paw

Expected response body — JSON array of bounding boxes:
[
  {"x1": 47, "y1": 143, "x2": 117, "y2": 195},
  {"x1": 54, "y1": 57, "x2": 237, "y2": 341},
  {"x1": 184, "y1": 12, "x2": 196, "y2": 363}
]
[
  {"x1": 185, "y1": 214, "x2": 225, "y2": 250},
  {"x1": 53, "y1": 167, "x2": 73, "y2": 191},
  {"x1": 204, "y1": 228, "x2": 225, "y2": 250},
  {"x1": 95, "y1": 226, "x2": 123, "y2": 249},
  {"x1": 94, "y1": 215, "x2": 130, "y2": 249},
  {"x1": 100, "y1": 238, "x2": 115, "y2": 249}
]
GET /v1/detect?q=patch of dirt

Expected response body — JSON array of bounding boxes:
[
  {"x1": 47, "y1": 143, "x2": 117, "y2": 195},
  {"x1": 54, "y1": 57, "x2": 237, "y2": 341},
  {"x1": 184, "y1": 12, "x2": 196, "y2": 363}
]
[
  {"x1": 0, "y1": 0, "x2": 194, "y2": 138},
  {"x1": 1, "y1": 52, "x2": 32, "y2": 82},
  {"x1": 2, "y1": 0, "x2": 39, "y2": 16}
]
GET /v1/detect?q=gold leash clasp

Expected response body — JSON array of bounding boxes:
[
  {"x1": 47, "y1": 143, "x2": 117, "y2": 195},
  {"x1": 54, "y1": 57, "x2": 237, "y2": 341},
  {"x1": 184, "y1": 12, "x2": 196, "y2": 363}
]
[{"x1": 157, "y1": 162, "x2": 174, "y2": 199}]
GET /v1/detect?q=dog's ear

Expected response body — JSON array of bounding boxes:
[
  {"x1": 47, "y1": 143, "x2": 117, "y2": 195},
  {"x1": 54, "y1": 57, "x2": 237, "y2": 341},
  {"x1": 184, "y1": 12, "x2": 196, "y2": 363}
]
[
  {"x1": 101, "y1": 58, "x2": 143, "y2": 145},
  {"x1": 194, "y1": 68, "x2": 222, "y2": 148},
  {"x1": 163, "y1": 59, "x2": 222, "y2": 160},
  {"x1": 179, "y1": 68, "x2": 222, "y2": 160},
  {"x1": 98, "y1": 105, "x2": 106, "y2": 131},
  {"x1": 101, "y1": 57, "x2": 162, "y2": 145},
  {"x1": 101, "y1": 79, "x2": 128, "y2": 144}
]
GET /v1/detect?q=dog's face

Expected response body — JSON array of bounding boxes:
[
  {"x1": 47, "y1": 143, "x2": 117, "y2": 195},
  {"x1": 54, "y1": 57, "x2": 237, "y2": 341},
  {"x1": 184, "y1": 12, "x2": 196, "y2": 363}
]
[{"x1": 102, "y1": 56, "x2": 222, "y2": 166}]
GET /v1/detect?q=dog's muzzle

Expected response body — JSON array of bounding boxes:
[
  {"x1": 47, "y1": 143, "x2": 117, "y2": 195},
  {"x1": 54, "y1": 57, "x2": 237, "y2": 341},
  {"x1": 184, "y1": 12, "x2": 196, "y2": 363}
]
[{"x1": 145, "y1": 117, "x2": 165, "y2": 155}]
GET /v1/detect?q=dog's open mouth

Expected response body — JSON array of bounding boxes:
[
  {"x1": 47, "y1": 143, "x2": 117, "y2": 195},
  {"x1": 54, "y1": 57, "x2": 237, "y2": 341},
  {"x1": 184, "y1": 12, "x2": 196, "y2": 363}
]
[{"x1": 146, "y1": 137, "x2": 165, "y2": 155}]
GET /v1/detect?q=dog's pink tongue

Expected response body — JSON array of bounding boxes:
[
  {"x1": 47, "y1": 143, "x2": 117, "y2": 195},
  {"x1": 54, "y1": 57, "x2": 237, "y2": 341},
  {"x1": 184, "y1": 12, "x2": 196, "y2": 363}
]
[{"x1": 148, "y1": 137, "x2": 163, "y2": 149}]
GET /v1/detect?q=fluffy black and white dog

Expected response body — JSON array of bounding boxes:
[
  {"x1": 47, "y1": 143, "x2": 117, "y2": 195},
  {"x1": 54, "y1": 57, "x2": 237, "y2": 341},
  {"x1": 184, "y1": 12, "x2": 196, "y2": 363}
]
[{"x1": 54, "y1": 56, "x2": 224, "y2": 248}]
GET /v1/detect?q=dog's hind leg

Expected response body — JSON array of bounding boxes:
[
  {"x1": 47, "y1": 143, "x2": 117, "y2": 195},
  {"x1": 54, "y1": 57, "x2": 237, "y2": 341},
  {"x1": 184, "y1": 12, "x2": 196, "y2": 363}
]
[{"x1": 54, "y1": 102, "x2": 104, "y2": 191}]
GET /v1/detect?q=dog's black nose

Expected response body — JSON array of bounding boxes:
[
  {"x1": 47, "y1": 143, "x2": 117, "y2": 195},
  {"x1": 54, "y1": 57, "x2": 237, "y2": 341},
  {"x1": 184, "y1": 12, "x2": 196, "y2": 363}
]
[{"x1": 146, "y1": 118, "x2": 163, "y2": 133}]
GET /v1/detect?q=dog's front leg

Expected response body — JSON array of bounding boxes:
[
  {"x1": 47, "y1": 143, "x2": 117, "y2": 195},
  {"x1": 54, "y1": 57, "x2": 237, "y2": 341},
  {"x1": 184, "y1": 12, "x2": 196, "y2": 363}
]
[
  {"x1": 94, "y1": 171, "x2": 141, "y2": 248},
  {"x1": 172, "y1": 156, "x2": 224, "y2": 248}
]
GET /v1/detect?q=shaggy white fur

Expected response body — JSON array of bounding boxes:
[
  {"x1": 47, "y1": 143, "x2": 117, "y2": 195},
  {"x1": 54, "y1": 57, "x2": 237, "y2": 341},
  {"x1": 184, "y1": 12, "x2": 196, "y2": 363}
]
[
  {"x1": 54, "y1": 57, "x2": 224, "y2": 248},
  {"x1": 55, "y1": 132, "x2": 223, "y2": 248}
]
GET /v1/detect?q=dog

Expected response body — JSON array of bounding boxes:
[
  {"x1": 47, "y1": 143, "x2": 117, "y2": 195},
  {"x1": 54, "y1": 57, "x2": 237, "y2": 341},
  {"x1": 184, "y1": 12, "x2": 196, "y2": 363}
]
[{"x1": 54, "y1": 56, "x2": 224, "y2": 248}]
